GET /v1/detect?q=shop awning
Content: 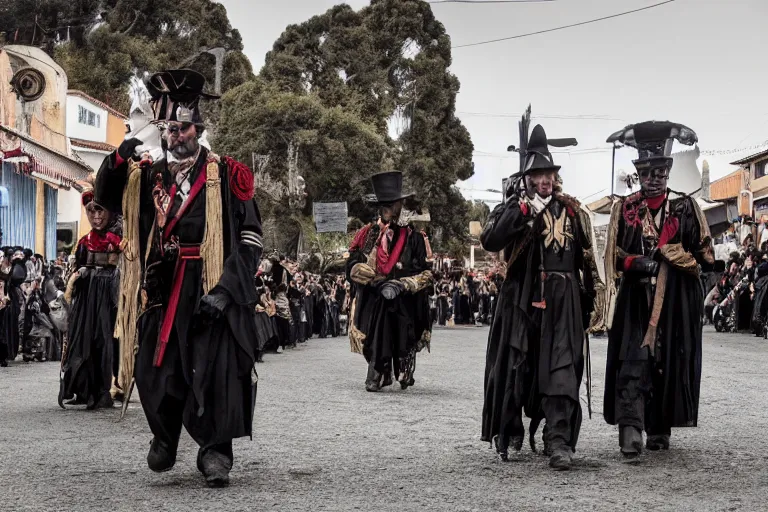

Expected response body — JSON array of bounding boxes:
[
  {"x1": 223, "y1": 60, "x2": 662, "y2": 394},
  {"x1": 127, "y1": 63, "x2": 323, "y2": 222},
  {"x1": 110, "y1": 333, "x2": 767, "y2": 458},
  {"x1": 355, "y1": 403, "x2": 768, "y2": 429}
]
[{"x1": 0, "y1": 125, "x2": 91, "y2": 189}]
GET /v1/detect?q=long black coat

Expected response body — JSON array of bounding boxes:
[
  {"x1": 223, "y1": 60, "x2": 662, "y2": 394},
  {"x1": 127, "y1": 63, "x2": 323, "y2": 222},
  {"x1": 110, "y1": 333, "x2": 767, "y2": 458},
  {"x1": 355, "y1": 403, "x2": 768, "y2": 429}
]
[
  {"x1": 346, "y1": 223, "x2": 431, "y2": 375},
  {"x1": 604, "y1": 192, "x2": 713, "y2": 429},
  {"x1": 97, "y1": 147, "x2": 263, "y2": 442},
  {"x1": 480, "y1": 195, "x2": 596, "y2": 446}
]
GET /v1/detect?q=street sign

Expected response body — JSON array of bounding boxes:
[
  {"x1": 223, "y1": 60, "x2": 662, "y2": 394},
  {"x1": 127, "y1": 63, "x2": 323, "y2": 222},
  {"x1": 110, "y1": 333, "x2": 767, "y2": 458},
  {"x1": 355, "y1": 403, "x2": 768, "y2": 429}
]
[{"x1": 313, "y1": 202, "x2": 348, "y2": 233}]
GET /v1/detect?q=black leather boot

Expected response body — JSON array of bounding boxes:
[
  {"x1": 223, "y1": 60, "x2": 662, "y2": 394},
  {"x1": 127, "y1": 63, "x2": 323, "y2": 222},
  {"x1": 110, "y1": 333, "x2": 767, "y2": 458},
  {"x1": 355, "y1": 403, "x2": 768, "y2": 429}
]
[
  {"x1": 198, "y1": 449, "x2": 232, "y2": 488},
  {"x1": 147, "y1": 437, "x2": 178, "y2": 473},
  {"x1": 620, "y1": 426, "x2": 643, "y2": 458},
  {"x1": 646, "y1": 434, "x2": 670, "y2": 451}
]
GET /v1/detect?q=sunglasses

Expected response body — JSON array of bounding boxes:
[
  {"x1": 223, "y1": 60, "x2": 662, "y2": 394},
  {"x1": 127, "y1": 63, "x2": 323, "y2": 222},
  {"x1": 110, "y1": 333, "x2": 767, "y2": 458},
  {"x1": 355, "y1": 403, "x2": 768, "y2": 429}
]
[{"x1": 167, "y1": 122, "x2": 194, "y2": 135}]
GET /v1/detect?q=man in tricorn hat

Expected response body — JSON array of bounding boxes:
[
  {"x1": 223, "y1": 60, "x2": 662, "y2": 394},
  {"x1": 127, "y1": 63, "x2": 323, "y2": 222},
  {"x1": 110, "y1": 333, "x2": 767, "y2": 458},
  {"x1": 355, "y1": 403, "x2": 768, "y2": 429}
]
[
  {"x1": 59, "y1": 185, "x2": 122, "y2": 409},
  {"x1": 346, "y1": 171, "x2": 433, "y2": 392},
  {"x1": 95, "y1": 69, "x2": 263, "y2": 486},
  {"x1": 602, "y1": 121, "x2": 714, "y2": 457},
  {"x1": 480, "y1": 125, "x2": 602, "y2": 470}
]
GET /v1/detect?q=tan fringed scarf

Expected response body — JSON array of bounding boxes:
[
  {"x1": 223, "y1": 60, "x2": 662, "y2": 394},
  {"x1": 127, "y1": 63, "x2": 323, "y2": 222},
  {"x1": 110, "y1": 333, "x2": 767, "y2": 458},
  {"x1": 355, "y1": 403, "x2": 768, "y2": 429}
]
[
  {"x1": 113, "y1": 160, "x2": 143, "y2": 396},
  {"x1": 200, "y1": 157, "x2": 224, "y2": 294}
]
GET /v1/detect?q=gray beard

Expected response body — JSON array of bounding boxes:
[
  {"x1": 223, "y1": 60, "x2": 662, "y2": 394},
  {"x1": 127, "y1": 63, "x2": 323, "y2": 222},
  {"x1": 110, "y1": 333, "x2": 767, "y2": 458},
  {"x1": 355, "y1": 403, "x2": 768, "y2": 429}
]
[{"x1": 170, "y1": 139, "x2": 199, "y2": 160}]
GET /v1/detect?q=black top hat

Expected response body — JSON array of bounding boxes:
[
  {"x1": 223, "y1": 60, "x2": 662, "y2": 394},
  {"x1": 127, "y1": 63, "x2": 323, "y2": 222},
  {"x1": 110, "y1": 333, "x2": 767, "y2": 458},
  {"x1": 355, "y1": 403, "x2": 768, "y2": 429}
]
[
  {"x1": 522, "y1": 125, "x2": 561, "y2": 174},
  {"x1": 366, "y1": 171, "x2": 414, "y2": 205},
  {"x1": 606, "y1": 121, "x2": 697, "y2": 171},
  {"x1": 146, "y1": 69, "x2": 219, "y2": 125}
]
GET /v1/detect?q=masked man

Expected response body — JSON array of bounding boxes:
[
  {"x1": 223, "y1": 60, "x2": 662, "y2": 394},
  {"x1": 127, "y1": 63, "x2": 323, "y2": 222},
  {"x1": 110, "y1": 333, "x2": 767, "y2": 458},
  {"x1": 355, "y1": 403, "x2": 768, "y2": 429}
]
[
  {"x1": 95, "y1": 69, "x2": 263, "y2": 487},
  {"x1": 346, "y1": 171, "x2": 433, "y2": 392},
  {"x1": 481, "y1": 125, "x2": 602, "y2": 470},
  {"x1": 603, "y1": 121, "x2": 713, "y2": 457},
  {"x1": 59, "y1": 187, "x2": 121, "y2": 409}
]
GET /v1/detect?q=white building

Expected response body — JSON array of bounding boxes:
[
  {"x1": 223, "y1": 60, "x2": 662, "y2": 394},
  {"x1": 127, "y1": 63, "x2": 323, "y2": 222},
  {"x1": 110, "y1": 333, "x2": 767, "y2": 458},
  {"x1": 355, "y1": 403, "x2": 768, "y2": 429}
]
[{"x1": 64, "y1": 90, "x2": 128, "y2": 242}]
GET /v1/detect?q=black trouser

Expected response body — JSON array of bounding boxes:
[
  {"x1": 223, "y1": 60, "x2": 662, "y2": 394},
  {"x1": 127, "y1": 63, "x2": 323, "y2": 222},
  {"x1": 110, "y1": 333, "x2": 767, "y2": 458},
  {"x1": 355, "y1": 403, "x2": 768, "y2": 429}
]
[
  {"x1": 135, "y1": 325, "x2": 233, "y2": 471},
  {"x1": 615, "y1": 359, "x2": 670, "y2": 436},
  {"x1": 275, "y1": 317, "x2": 291, "y2": 348},
  {"x1": 542, "y1": 396, "x2": 581, "y2": 452}
]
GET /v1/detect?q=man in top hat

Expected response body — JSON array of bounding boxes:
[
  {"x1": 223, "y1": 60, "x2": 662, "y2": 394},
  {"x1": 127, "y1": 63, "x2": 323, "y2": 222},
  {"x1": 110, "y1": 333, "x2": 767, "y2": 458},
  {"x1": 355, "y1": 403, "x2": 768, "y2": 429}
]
[
  {"x1": 58, "y1": 185, "x2": 121, "y2": 409},
  {"x1": 346, "y1": 171, "x2": 434, "y2": 392},
  {"x1": 480, "y1": 125, "x2": 602, "y2": 470},
  {"x1": 602, "y1": 121, "x2": 714, "y2": 457},
  {"x1": 94, "y1": 69, "x2": 263, "y2": 487}
]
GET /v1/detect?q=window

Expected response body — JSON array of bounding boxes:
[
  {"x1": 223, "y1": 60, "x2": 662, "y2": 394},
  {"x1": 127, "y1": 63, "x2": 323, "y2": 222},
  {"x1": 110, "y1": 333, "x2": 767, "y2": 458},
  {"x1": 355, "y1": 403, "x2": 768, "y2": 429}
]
[
  {"x1": 755, "y1": 160, "x2": 768, "y2": 179},
  {"x1": 77, "y1": 105, "x2": 101, "y2": 127}
]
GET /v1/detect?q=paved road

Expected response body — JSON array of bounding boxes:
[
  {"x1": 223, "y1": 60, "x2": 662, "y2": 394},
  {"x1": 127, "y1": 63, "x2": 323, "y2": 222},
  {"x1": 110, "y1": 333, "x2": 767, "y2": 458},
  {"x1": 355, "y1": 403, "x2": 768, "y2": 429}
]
[{"x1": 1, "y1": 326, "x2": 766, "y2": 511}]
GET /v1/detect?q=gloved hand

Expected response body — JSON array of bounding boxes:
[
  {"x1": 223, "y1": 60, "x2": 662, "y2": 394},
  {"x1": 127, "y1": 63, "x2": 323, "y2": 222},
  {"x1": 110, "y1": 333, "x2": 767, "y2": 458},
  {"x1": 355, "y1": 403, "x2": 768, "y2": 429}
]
[
  {"x1": 379, "y1": 280, "x2": 405, "y2": 301},
  {"x1": 198, "y1": 292, "x2": 231, "y2": 319},
  {"x1": 117, "y1": 138, "x2": 143, "y2": 162},
  {"x1": 625, "y1": 255, "x2": 659, "y2": 276}
]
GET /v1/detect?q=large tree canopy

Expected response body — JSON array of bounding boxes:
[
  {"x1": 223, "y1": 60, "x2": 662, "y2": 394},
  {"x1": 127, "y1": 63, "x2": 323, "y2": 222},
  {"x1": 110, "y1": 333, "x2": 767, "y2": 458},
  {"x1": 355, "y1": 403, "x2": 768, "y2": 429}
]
[
  {"x1": 217, "y1": 0, "x2": 475, "y2": 251},
  {"x1": 3, "y1": 0, "x2": 253, "y2": 115}
]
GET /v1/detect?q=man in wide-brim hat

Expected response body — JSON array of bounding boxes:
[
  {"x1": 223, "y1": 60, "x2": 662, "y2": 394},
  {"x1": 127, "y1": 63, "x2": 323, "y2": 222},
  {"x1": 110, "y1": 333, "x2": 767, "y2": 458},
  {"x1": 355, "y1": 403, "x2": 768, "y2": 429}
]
[
  {"x1": 602, "y1": 121, "x2": 714, "y2": 458},
  {"x1": 95, "y1": 68, "x2": 264, "y2": 487},
  {"x1": 346, "y1": 171, "x2": 434, "y2": 392},
  {"x1": 480, "y1": 124, "x2": 603, "y2": 470}
]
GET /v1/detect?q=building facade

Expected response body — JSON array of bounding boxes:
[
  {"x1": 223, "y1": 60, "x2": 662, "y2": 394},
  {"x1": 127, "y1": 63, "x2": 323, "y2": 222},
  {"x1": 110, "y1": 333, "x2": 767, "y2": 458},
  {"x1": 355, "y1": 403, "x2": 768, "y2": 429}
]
[
  {"x1": 64, "y1": 90, "x2": 128, "y2": 243},
  {"x1": 0, "y1": 45, "x2": 90, "y2": 259}
]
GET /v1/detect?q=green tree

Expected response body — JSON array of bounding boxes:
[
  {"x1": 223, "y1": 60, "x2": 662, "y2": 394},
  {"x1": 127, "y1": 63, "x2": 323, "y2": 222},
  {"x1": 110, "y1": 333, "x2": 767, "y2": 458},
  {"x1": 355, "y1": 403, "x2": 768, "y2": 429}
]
[
  {"x1": 221, "y1": 0, "x2": 475, "y2": 253},
  {"x1": 4, "y1": 0, "x2": 253, "y2": 115}
]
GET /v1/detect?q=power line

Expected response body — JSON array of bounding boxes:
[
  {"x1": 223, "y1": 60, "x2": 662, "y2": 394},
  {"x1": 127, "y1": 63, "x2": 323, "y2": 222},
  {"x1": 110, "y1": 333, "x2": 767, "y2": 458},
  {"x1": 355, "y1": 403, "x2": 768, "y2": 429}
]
[
  {"x1": 452, "y1": 0, "x2": 676, "y2": 49},
  {"x1": 431, "y1": 0, "x2": 555, "y2": 3},
  {"x1": 458, "y1": 111, "x2": 624, "y2": 121}
]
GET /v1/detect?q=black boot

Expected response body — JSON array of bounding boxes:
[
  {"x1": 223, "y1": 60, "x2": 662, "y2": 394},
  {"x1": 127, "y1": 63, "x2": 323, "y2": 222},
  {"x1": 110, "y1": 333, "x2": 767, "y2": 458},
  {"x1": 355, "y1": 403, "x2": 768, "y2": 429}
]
[
  {"x1": 198, "y1": 449, "x2": 231, "y2": 488},
  {"x1": 494, "y1": 435, "x2": 509, "y2": 462},
  {"x1": 646, "y1": 434, "x2": 670, "y2": 451},
  {"x1": 549, "y1": 447, "x2": 572, "y2": 471},
  {"x1": 147, "y1": 437, "x2": 177, "y2": 473},
  {"x1": 365, "y1": 365, "x2": 382, "y2": 392},
  {"x1": 620, "y1": 426, "x2": 643, "y2": 458}
]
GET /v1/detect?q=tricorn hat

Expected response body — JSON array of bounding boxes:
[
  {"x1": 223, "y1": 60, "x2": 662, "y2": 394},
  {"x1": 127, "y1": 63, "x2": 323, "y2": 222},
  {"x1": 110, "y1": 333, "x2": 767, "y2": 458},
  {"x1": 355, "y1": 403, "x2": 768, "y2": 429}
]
[
  {"x1": 522, "y1": 125, "x2": 561, "y2": 174},
  {"x1": 146, "y1": 69, "x2": 219, "y2": 125},
  {"x1": 606, "y1": 121, "x2": 697, "y2": 171},
  {"x1": 365, "y1": 171, "x2": 414, "y2": 205}
]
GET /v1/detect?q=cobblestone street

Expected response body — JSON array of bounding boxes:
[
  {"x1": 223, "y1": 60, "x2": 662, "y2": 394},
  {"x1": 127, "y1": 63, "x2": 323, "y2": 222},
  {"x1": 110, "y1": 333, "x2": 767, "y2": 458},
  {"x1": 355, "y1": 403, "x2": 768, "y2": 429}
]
[{"x1": 1, "y1": 326, "x2": 767, "y2": 511}]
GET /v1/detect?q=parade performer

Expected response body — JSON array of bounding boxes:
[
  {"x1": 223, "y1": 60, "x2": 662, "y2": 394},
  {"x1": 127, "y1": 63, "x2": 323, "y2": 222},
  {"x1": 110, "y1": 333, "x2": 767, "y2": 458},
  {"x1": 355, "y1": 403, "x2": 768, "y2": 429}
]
[
  {"x1": 346, "y1": 171, "x2": 433, "y2": 392},
  {"x1": 0, "y1": 248, "x2": 25, "y2": 366},
  {"x1": 58, "y1": 187, "x2": 121, "y2": 408},
  {"x1": 603, "y1": 121, "x2": 713, "y2": 457},
  {"x1": 95, "y1": 69, "x2": 263, "y2": 487},
  {"x1": 480, "y1": 125, "x2": 602, "y2": 470}
]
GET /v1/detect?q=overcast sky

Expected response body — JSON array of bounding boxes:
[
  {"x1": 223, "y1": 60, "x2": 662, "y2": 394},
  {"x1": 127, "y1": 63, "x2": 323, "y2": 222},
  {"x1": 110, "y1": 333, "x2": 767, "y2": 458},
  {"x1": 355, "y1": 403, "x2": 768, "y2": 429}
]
[{"x1": 217, "y1": 0, "x2": 768, "y2": 203}]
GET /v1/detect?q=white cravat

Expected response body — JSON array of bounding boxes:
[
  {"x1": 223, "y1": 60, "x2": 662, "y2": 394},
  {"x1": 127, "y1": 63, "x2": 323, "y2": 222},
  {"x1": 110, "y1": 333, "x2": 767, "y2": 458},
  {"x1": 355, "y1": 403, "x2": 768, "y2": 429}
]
[{"x1": 529, "y1": 193, "x2": 552, "y2": 215}]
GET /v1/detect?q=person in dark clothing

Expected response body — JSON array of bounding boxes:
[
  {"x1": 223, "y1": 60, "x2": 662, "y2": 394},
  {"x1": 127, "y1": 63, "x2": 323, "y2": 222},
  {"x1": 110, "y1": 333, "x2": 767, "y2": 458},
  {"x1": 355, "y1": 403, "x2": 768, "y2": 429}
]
[
  {"x1": 603, "y1": 121, "x2": 713, "y2": 457},
  {"x1": 346, "y1": 171, "x2": 433, "y2": 392},
  {"x1": 59, "y1": 188, "x2": 121, "y2": 409},
  {"x1": 0, "y1": 249, "x2": 27, "y2": 366},
  {"x1": 95, "y1": 70, "x2": 263, "y2": 487},
  {"x1": 481, "y1": 124, "x2": 601, "y2": 470}
]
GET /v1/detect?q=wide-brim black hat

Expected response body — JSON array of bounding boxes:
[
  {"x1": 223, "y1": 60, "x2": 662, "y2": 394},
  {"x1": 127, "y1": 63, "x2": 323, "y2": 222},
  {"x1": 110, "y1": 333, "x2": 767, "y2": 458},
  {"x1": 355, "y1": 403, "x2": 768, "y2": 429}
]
[
  {"x1": 606, "y1": 121, "x2": 697, "y2": 171},
  {"x1": 365, "y1": 171, "x2": 414, "y2": 205},
  {"x1": 146, "y1": 69, "x2": 219, "y2": 124},
  {"x1": 522, "y1": 125, "x2": 560, "y2": 174}
]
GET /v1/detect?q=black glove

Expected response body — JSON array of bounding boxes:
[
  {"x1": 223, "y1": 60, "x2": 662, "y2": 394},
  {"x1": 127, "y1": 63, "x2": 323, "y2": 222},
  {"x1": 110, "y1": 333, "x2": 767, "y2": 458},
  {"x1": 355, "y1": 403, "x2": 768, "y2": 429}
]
[
  {"x1": 198, "y1": 292, "x2": 231, "y2": 319},
  {"x1": 379, "y1": 281, "x2": 405, "y2": 301},
  {"x1": 117, "y1": 138, "x2": 143, "y2": 161},
  {"x1": 625, "y1": 255, "x2": 659, "y2": 276}
]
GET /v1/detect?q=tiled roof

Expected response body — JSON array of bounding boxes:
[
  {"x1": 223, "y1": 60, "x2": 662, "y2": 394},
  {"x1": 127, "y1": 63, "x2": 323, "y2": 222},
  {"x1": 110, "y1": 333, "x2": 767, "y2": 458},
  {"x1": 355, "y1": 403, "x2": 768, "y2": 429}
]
[
  {"x1": 69, "y1": 137, "x2": 116, "y2": 152},
  {"x1": 67, "y1": 90, "x2": 129, "y2": 120},
  {"x1": 730, "y1": 148, "x2": 768, "y2": 166}
]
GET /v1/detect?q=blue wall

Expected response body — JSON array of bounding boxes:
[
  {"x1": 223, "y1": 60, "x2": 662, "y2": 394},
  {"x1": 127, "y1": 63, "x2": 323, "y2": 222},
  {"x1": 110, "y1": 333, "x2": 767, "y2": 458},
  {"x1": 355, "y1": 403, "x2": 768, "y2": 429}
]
[
  {"x1": 1, "y1": 162, "x2": 36, "y2": 251},
  {"x1": 45, "y1": 185, "x2": 58, "y2": 261}
]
